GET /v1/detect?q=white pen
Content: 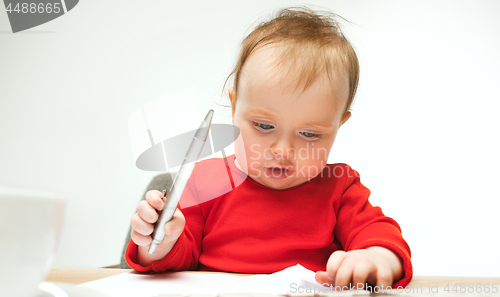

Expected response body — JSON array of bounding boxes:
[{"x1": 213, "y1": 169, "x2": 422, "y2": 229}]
[{"x1": 148, "y1": 109, "x2": 214, "y2": 254}]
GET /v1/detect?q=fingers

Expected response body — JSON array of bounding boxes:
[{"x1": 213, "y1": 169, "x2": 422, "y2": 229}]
[
  {"x1": 145, "y1": 190, "x2": 165, "y2": 211},
  {"x1": 316, "y1": 258, "x2": 375, "y2": 291},
  {"x1": 352, "y1": 258, "x2": 376, "y2": 290},
  {"x1": 375, "y1": 268, "x2": 393, "y2": 289},
  {"x1": 137, "y1": 200, "x2": 158, "y2": 223},
  {"x1": 137, "y1": 190, "x2": 166, "y2": 224},
  {"x1": 325, "y1": 250, "x2": 348, "y2": 281},
  {"x1": 319, "y1": 250, "x2": 394, "y2": 292},
  {"x1": 334, "y1": 256, "x2": 356, "y2": 289},
  {"x1": 131, "y1": 213, "x2": 154, "y2": 235},
  {"x1": 314, "y1": 251, "x2": 350, "y2": 290},
  {"x1": 131, "y1": 229, "x2": 152, "y2": 247},
  {"x1": 131, "y1": 190, "x2": 167, "y2": 246},
  {"x1": 314, "y1": 271, "x2": 333, "y2": 287}
]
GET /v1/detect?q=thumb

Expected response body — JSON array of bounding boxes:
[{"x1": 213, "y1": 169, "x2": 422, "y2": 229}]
[
  {"x1": 163, "y1": 208, "x2": 185, "y2": 239},
  {"x1": 315, "y1": 271, "x2": 334, "y2": 286}
]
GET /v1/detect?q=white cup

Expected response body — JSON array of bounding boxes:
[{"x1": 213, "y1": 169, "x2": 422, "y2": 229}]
[{"x1": 0, "y1": 186, "x2": 65, "y2": 297}]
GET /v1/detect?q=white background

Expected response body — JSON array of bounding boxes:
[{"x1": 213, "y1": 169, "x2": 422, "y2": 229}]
[{"x1": 1, "y1": 0, "x2": 499, "y2": 277}]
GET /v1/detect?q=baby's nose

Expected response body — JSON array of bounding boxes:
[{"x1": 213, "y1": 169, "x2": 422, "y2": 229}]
[{"x1": 271, "y1": 142, "x2": 295, "y2": 159}]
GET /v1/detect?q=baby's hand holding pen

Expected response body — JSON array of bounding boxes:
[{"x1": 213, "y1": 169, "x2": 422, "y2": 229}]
[{"x1": 130, "y1": 189, "x2": 185, "y2": 266}]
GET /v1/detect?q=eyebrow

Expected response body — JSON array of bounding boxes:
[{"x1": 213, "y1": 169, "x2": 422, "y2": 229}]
[
  {"x1": 246, "y1": 108, "x2": 333, "y2": 129},
  {"x1": 247, "y1": 108, "x2": 281, "y2": 119}
]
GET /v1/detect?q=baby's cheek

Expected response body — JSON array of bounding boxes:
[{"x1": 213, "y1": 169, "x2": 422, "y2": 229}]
[
  {"x1": 294, "y1": 162, "x2": 309, "y2": 179},
  {"x1": 233, "y1": 135, "x2": 249, "y2": 161},
  {"x1": 295, "y1": 161, "x2": 325, "y2": 179}
]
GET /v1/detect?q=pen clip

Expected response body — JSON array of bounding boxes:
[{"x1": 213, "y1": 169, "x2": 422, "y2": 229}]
[{"x1": 161, "y1": 189, "x2": 167, "y2": 200}]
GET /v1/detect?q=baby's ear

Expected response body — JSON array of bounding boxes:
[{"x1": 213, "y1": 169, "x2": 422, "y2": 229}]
[
  {"x1": 340, "y1": 111, "x2": 351, "y2": 126},
  {"x1": 228, "y1": 87, "x2": 236, "y2": 117},
  {"x1": 228, "y1": 87, "x2": 235, "y2": 102}
]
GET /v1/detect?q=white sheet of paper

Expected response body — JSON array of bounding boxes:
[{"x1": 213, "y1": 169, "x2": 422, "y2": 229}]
[{"x1": 79, "y1": 264, "x2": 325, "y2": 297}]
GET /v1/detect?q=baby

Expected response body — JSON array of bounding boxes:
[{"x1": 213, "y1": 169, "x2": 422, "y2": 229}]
[{"x1": 126, "y1": 6, "x2": 412, "y2": 290}]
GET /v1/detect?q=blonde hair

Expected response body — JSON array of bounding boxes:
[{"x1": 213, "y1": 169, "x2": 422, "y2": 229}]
[{"x1": 222, "y1": 6, "x2": 359, "y2": 117}]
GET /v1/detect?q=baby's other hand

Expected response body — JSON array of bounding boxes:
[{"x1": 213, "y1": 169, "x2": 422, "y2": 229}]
[
  {"x1": 130, "y1": 189, "x2": 185, "y2": 252},
  {"x1": 315, "y1": 247, "x2": 403, "y2": 291}
]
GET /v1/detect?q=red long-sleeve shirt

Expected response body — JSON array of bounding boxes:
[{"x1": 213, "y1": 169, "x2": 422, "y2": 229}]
[{"x1": 126, "y1": 155, "x2": 412, "y2": 287}]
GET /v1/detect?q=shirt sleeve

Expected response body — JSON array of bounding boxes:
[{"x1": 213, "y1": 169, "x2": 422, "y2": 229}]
[
  {"x1": 124, "y1": 172, "x2": 206, "y2": 273},
  {"x1": 333, "y1": 164, "x2": 413, "y2": 288}
]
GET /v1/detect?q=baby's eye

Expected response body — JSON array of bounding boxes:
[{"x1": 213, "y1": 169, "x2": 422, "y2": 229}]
[
  {"x1": 254, "y1": 122, "x2": 274, "y2": 130},
  {"x1": 300, "y1": 131, "x2": 320, "y2": 138}
]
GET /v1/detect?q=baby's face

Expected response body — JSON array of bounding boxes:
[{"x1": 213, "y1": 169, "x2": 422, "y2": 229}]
[{"x1": 230, "y1": 45, "x2": 350, "y2": 189}]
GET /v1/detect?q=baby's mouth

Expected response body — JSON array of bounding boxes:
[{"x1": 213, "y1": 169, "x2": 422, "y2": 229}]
[{"x1": 264, "y1": 167, "x2": 294, "y2": 179}]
